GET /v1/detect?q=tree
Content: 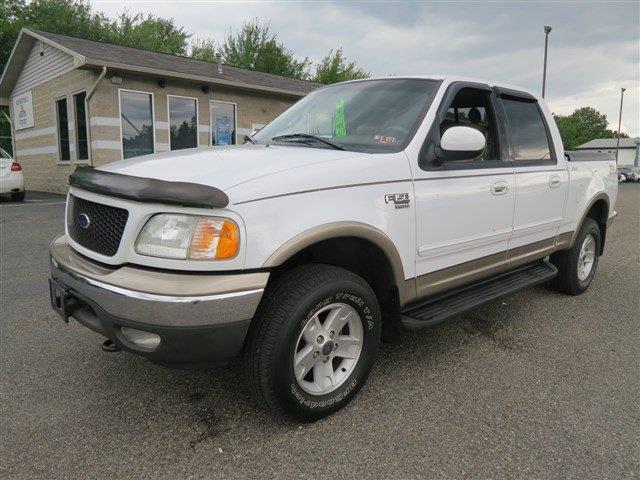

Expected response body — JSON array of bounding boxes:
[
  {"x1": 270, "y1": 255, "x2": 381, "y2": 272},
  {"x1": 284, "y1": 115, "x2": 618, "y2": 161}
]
[
  {"x1": 313, "y1": 48, "x2": 369, "y2": 85},
  {"x1": 1, "y1": 0, "x2": 113, "y2": 72},
  {"x1": 220, "y1": 19, "x2": 310, "y2": 79},
  {"x1": 190, "y1": 38, "x2": 219, "y2": 63},
  {"x1": 1, "y1": 1, "x2": 190, "y2": 73},
  {"x1": 554, "y1": 107, "x2": 629, "y2": 150},
  {"x1": 111, "y1": 12, "x2": 190, "y2": 56}
]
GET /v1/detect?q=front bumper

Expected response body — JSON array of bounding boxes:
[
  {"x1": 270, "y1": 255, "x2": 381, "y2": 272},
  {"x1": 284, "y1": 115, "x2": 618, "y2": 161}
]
[{"x1": 49, "y1": 235, "x2": 268, "y2": 367}]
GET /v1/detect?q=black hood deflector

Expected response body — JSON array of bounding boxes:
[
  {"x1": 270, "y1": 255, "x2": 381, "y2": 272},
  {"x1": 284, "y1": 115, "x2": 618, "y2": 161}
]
[{"x1": 68, "y1": 166, "x2": 229, "y2": 209}]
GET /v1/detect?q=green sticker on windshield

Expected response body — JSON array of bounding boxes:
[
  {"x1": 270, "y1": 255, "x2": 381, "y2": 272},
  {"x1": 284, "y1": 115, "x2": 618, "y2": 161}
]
[{"x1": 335, "y1": 98, "x2": 347, "y2": 137}]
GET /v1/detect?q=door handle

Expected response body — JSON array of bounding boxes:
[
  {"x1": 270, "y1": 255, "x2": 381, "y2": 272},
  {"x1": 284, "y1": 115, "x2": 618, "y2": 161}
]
[
  {"x1": 491, "y1": 181, "x2": 509, "y2": 195},
  {"x1": 548, "y1": 175, "x2": 562, "y2": 188}
]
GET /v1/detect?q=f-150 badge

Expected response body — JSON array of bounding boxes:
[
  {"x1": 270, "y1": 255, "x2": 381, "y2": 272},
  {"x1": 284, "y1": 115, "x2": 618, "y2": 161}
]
[{"x1": 385, "y1": 193, "x2": 410, "y2": 209}]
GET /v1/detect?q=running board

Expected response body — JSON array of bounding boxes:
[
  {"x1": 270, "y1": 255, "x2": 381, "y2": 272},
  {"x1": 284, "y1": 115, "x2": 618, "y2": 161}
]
[{"x1": 401, "y1": 260, "x2": 558, "y2": 330}]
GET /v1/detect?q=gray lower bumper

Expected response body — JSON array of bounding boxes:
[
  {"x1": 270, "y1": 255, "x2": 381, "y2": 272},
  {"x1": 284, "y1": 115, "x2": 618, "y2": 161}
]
[
  {"x1": 49, "y1": 235, "x2": 268, "y2": 366},
  {"x1": 50, "y1": 235, "x2": 267, "y2": 327}
]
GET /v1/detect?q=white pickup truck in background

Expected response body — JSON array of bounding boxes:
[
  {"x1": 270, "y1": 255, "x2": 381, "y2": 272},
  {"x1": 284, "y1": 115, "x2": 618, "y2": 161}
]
[{"x1": 49, "y1": 76, "x2": 618, "y2": 420}]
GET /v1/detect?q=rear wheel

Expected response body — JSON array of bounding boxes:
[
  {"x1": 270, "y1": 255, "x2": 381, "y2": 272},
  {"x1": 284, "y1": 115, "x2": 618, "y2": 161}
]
[
  {"x1": 245, "y1": 264, "x2": 381, "y2": 420},
  {"x1": 11, "y1": 191, "x2": 25, "y2": 201},
  {"x1": 549, "y1": 218, "x2": 601, "y2": 295}
]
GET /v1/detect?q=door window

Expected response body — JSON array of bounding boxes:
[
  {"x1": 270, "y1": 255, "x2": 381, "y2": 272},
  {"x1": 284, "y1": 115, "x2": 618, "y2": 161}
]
[
  {"x1": 120, "y1": 90, "x2": 155, "y2": 159},
  {"x1": 210, "y1": 102, "x2": 236, "y2": 146},
  {"x1": 55, "y1": 98, "x2": 70, "y2": 162},
  {"x1": 73, "y1": 92, "x2": 89, "y2": 161},
  {"x1": 501, "y1": 98, "x2": 552, "y2": 161},
  {"x1": 438, "y1": 88, "x2": 498, "y2": 162}
]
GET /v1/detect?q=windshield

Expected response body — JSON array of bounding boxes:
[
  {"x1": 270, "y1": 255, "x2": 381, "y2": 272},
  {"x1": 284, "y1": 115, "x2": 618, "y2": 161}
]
[{"x1": 253, "y1": 79, "x2": 440, "y2": 153}]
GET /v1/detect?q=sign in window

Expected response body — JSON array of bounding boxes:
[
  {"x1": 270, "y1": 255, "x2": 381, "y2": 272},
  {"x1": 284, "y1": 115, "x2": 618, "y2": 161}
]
[{"x1": 210, "y1": 102, "x2": 236, "y2": 146}]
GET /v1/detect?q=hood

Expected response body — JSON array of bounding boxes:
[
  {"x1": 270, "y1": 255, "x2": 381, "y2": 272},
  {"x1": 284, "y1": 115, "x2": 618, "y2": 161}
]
[{"x1": 98, "y1": 144, "x2": 365, "y2": 191}]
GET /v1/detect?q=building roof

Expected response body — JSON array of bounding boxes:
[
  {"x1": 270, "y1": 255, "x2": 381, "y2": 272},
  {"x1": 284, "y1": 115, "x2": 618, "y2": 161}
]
[
  {"x1": 576, "y1": 137, "x2": 640, "y2": 149},
  {"x1": 0, "y1": 28, "x2": 321, "y2": 104}
]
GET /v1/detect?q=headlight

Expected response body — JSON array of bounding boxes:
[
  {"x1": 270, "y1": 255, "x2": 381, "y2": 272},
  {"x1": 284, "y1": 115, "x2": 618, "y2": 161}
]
[{"x1": 135, "y1": 214, "x2": 239, "y2": 260}]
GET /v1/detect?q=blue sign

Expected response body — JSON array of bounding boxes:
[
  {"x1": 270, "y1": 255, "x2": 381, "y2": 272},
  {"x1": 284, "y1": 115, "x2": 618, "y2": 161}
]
[{"x1": 215, "y1": 116, "x2": 232, "y2": 146}]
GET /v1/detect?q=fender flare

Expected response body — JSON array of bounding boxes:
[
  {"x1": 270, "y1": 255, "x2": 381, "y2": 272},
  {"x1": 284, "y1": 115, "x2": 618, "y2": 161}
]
[
  {"x1": 263, "y1": 221, "x2": 409, "y2": 296},
  {"x1": 569, "y1": 192, "x2": 610, "y2": 248}
]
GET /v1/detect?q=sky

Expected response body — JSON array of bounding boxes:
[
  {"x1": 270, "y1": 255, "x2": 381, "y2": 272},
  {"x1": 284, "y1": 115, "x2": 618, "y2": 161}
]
[{"x1": 89, "y1": 0, "x2": 639, "y2": 136}]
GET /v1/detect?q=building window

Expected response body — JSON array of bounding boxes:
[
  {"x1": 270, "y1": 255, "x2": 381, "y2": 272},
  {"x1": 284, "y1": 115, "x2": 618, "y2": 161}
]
[
  {"x1": 120, "y1": 90, "x2": 154, "y2": 159},
  {"x1": 168, "y1": 96, "x2": 197, "y2": 150},
  {"x1": 55, "y1": 98, "x2": 70, "y2": 162},
  {"x1": 210, "y1": 101, "x2": 236, "y2": 146},
  {"x1": 73, "y1": 92, "x2": 89, "y2": 161}
]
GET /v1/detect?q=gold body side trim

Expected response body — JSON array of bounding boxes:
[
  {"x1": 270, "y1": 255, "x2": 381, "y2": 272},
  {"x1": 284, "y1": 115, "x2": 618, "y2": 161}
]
[{"x1": 414, "y1": 233, "x2": 573, "y2": 302}]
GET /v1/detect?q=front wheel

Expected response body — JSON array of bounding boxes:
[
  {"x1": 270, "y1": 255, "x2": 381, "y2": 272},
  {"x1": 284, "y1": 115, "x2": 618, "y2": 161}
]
[
  {"x1": 549, "y1": 218, "x2": 601, "y2": 295},
  {"x1": 244, "y1": 264, "x2": 381, "y2": 420}
]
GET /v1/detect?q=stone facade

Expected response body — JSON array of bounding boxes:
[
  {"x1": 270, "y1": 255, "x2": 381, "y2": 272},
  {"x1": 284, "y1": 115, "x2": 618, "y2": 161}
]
[{"x1": 10, "y1": 67, "x2": 300, "y2": 193}]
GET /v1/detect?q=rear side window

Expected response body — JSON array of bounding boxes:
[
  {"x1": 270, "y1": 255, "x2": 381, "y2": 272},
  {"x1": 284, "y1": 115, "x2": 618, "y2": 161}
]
[{"x1": 501, "y1": 98, "x2": 552, "y2": 161}]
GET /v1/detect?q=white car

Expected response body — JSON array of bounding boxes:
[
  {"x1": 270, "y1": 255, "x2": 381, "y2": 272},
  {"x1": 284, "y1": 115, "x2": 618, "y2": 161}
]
[
  {"x1": 0, "y1": 148, "x2": 24, "y2": 201},
  {"x1": 49, "y1": 76, "x2": 618, "y2": 420}
]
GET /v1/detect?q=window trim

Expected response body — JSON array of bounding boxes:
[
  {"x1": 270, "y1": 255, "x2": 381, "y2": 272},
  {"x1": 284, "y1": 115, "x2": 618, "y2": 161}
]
[
  {"x1": 209, "y1": 100, "x2": 238, "y2": 146},
  {"x1": 497, "y1": 92, "x2": 557, "y2": 166},
  {"x1": 71, "y1": 89, "x2": 91, "y2": 164},
  {"x1": 166, "y1": 94, "x2": 199, "y2": 151},
  {"x1": 419, "y1": 81, "x2": 508, "y2": 171},
  {"x1": 118, "y1": 88, "x2": 156, "y2": 161},
  {"x1": 54, "y1": 95, "x2": 71, "y2": 165}
]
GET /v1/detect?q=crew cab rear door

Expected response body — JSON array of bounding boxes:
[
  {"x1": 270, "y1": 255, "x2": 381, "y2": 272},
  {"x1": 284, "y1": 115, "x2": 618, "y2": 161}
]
[
  {"x1": 409, "y1": 82, "x2": 515, "y2": 298},
  {"x1": 495, "y1": 88, "x2": 568, "y2": 257}
]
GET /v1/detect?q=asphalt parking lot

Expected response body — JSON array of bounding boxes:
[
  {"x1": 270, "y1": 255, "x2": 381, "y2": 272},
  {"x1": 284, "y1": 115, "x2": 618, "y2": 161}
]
[{"x1": 1, "y1": 185, "x2": 638, "y2": 479}]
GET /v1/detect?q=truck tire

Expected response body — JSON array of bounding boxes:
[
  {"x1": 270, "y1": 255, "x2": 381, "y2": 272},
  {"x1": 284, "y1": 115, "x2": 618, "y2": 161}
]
[
  {"x1": 549, "y1": 218, "x2": 601, "y2": 295},
  {"x1": 11, "y1": 191, "x2": 25, "y2": 201},
  {"x1": 245, "y1": 264, "x2": 381, "y2": 420}
]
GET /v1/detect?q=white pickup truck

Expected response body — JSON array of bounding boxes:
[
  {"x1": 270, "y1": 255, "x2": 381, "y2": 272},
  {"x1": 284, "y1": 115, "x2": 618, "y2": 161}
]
[{"x1": 49, "y1": 76, "x2": 618, "y2": 420}]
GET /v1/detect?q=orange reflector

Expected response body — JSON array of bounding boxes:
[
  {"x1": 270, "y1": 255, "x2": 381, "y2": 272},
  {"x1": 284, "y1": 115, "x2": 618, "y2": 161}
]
[
  {"x1": 188, "y1": 218, "x2": 239, "y2": 260},
  {"x1": 216, "y1": 220, "x2": 240, "y2": 259}
]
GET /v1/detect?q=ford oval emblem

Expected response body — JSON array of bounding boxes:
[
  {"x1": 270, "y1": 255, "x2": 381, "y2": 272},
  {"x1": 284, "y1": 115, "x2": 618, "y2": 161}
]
[{"x1": 76, "y1": 212, "x2": 91, "y2": 229}]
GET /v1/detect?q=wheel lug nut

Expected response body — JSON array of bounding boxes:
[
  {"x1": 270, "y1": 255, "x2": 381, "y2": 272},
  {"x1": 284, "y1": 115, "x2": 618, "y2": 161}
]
[
  {"x1": 313, "y1": 351, "x2": 320, "y2": 359},
  {"x1": 317, "y1": 335, "x2": 324, "y2": 343}
]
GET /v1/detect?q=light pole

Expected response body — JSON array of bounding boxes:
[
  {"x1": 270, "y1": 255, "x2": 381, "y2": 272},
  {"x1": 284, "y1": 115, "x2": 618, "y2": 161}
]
[
  {"x1": 542, "y1": 26, "x2": 552, "y2": 98},
  {"x1": 616, "y1": 87, "x2": 626, "y2": 163}
]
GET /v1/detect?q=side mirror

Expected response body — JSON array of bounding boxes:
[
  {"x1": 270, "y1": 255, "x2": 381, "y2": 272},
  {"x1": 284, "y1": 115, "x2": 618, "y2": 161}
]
[{"x1": 434, "y1": 126, "x2": 486, "y2": 165}]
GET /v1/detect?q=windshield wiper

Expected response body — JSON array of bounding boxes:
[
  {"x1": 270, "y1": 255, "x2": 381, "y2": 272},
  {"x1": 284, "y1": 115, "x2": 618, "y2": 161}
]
[
  {"x1": 271, "y1": 133, "x2": 345, "y2": 151},
  {"x1": 243, "y1": 134, "x2": 257, "y2": 144}
]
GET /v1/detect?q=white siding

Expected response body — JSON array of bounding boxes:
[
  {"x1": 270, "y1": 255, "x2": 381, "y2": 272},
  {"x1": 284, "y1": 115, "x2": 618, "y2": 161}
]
[{"x1": 12, "y1": 42, "x2": 75, "y2": 96}]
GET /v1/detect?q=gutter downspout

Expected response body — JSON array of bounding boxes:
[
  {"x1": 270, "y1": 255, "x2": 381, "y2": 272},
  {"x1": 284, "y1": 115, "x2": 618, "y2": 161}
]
[{"x1": 85, "y1": 66, "x2": 107, "y2": 167}]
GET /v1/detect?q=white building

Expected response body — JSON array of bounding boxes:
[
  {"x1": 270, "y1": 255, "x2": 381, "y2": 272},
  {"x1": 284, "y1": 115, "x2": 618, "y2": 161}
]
[{"x1": 575, "y1": 137, "x2": 640, "y2": 166}]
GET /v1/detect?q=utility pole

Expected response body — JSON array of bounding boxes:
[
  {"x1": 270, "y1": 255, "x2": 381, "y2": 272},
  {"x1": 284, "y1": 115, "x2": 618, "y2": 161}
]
[
  {"x1": 616, "y1": 87, "x2": 626, "y2": 163},
  {"x1": 542, "y1": 26, "x2": 552, "y2": 98}
]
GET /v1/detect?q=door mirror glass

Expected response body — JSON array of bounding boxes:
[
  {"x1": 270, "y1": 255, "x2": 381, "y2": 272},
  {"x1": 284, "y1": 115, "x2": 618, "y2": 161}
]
[{"x1": 437, "y1": 126, "x2": 486, "y2": 162}]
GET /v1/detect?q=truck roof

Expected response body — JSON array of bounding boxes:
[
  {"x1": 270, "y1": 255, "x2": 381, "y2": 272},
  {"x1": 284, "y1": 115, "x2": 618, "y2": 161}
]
[{"x1": 332, "y1": 75, "x2": 542, "y2": 102}]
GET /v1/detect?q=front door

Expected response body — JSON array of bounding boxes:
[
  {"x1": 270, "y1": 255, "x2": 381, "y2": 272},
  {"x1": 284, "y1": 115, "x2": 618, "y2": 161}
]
[
  {"x1": 210, "y1": 101, "x2": 236, "y2": 146},
  {"x1": 411, "y1": 83, "x2": 516, "y2": 299}
]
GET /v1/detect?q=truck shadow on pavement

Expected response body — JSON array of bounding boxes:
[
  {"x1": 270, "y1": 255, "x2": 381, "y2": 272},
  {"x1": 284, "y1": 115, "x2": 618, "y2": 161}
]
[{"x1": 78, "y1": 285, "x2": 550, "y2": 452}]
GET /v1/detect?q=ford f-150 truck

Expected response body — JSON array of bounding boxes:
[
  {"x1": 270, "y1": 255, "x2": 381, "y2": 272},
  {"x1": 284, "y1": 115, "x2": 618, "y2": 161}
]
[{"x1": 49, "y1": 76, "x2": 618, "y2": 420}]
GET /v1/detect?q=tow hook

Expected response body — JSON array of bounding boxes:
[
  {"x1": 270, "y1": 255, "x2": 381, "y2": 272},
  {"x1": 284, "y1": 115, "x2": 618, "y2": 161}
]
[{"x1": 101, "y1": 339, "x2": 121, "y2": 352}]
